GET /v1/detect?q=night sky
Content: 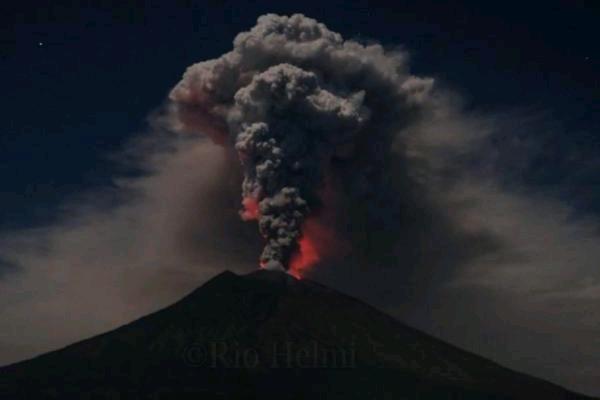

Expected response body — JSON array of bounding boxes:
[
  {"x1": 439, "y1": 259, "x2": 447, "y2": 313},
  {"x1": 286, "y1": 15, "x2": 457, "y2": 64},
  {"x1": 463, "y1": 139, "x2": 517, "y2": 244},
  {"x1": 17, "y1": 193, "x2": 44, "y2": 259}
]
[
  {"x1": 1, "y1": 1, "x2": 597, "y2": 230},
  {"x1": 0, "y1": 0, "x2": 599, "y2": 396}
]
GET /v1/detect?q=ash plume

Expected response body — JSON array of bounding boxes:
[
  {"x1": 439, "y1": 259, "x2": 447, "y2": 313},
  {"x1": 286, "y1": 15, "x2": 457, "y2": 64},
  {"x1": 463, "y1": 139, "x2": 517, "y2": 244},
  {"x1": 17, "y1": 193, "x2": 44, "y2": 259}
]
[
  {"x1": 1, "y1": 12, "x2": 599, "y2": 395},
  {"x1": 169, "y1": 13, "x2": 433, "y2": 272}
]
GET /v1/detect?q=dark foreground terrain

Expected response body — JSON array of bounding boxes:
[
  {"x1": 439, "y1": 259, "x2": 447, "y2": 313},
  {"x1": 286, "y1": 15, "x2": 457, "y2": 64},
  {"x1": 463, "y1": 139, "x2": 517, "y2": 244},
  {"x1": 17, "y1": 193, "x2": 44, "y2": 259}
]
[{"x1": 0, "y1": 270, "x2": 593, "y2": 399}]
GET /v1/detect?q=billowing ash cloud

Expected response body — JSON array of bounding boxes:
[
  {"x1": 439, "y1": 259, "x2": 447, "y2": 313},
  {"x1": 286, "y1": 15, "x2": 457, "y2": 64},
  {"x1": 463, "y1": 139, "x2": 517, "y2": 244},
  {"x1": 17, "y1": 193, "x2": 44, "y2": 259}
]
[
  {"x1": 1, "y1": 12, "x2": 600, "y2": 396},
  {"x1": 169, "y1": 13, "x2": 433, "y2": 271}
]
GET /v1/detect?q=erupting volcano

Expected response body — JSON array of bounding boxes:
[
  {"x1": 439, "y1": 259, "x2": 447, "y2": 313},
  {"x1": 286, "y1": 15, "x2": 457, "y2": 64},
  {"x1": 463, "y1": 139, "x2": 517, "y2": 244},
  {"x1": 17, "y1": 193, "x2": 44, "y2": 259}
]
[{"x1": 169, "y1": 13, "x2": 433, "y2": 274}]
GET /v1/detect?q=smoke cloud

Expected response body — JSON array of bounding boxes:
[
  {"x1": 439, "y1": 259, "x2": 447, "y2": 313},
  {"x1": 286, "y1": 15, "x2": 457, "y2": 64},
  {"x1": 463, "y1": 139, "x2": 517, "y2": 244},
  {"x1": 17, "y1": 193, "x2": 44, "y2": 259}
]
[
  {"x1": 169, "y1": 13, "x2": 433, "y2": 272},
  {"x1": 0, "y1": 13, "x2": 599, "y2": 396},
  {"x1": 0, "y1": 123, "x2": 263, "y2": 365}
]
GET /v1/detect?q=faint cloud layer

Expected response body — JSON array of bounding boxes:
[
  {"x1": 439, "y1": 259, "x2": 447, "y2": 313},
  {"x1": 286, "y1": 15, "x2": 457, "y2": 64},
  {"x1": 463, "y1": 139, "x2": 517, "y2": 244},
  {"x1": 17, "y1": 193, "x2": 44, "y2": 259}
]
[
  {"x1": 0, "y1": 14, "x2": 598, "y2": 397},
  {"x1": 0, "y1": 128, "x2": 261, "y2": 365}
]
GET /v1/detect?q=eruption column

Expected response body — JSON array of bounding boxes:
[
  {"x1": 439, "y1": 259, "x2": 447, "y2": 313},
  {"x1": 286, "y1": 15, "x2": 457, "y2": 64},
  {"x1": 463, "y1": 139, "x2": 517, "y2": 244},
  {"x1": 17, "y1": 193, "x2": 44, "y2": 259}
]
[{"x1": 169, "y1": 13, "x2": 433, "y2": 273}]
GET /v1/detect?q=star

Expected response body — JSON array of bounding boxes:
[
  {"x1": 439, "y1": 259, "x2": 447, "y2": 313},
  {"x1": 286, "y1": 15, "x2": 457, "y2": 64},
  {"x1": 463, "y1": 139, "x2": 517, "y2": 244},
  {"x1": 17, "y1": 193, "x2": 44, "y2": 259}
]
[{"x1": 38, "y1": 42, "x2": 44, "y2": 47}]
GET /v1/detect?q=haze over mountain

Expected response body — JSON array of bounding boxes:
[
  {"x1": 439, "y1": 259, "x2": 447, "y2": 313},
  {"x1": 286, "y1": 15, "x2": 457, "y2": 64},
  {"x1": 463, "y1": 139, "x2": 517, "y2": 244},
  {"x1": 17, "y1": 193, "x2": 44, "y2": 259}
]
[
  {"x1": 0, "y1": 270, "x2": 593, "y2": 399},
  {"x1": 1, "y1": 7, "x2": 598, "y2": 397}
]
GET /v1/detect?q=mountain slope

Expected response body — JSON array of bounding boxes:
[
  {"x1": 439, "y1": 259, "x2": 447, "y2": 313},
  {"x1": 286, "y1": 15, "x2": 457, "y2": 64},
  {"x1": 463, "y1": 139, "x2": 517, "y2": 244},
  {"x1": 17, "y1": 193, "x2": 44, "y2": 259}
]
[{"x1": 0, "y1": 270, "x2": 592, "y2": 399}]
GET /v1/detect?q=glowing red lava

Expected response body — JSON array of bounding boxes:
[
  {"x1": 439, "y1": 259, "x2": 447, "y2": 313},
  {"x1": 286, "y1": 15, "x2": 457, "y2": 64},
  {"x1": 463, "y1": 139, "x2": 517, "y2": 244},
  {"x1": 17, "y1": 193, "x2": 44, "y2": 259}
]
[
  {"x1": 288, "y1": 172, "x2": 348, "y2": 279},
  {"x1": 240, "y1": 197, "x2": 260, "y2": 221},
  {"x1": 289, "y1": 232, "x2": 320, "y2": 279},
  {"x1": 289, "y1": 217, "x2": 341, "y2": 279},
  {"x1": 256, "y1": 172, "x2": 347, "y2": 278}
]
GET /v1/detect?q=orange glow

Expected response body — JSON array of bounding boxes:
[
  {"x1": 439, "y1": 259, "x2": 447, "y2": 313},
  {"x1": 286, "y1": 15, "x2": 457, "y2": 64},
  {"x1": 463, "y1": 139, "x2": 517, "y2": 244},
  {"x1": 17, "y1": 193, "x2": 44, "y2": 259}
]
[
  {"x1": 289, "y1": 216, "x2": 341, "y2": 279},
  {"x1": 288, "y1": 172, "x2": 348, "y2": 278},
  {"x1": 289, "y1": 224, "x2": 320, "y2": 278},
  {"x1": 240, "y1": 197, "x2": 260, "y2": 220}
]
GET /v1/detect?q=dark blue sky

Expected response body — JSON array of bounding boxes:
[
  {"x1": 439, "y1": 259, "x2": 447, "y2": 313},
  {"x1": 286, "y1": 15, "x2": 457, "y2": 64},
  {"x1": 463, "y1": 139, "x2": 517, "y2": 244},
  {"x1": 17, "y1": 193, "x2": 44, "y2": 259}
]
[
  {"x1": 0, "y1": 0, "x2": 597, "y2": 230},
  {"x1": 1, "y1": 3, "x2": 600, "y2": 394}
]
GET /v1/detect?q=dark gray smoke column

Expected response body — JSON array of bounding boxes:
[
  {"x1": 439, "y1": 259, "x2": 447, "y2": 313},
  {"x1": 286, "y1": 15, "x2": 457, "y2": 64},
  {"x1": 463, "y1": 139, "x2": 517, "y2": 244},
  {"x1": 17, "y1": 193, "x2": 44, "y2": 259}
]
[{"x1": 169, "y1": 14, "x2": 433, "y2": 272}]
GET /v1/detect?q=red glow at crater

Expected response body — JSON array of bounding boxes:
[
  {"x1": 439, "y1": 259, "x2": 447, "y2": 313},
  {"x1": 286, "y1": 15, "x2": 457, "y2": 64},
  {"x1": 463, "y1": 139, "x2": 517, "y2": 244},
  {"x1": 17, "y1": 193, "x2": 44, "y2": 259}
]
[
  {"x1": 289, "y1": 225, "x2": 320, "y2": 278},
  {"x1": 289, "y1": 216, "x2": 340, "y2": 279},
  {"x1": 288, "y1": 173, "x2": 347, "y2": 279}
]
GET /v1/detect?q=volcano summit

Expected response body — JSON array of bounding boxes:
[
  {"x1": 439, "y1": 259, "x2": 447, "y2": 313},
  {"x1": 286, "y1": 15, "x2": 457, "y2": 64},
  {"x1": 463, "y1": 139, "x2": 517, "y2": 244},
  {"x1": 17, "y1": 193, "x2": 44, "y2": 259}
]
[{"x1": 0, "y1": 270, "x2": 592, "y2": 399}]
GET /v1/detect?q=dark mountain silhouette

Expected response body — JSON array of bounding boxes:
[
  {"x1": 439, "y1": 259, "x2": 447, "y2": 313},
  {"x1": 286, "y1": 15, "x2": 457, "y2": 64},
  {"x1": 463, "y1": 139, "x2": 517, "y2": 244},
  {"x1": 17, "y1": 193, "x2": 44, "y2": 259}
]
[{"x1": 0, "y1": 270, "x2": 593, "y2": 399}]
